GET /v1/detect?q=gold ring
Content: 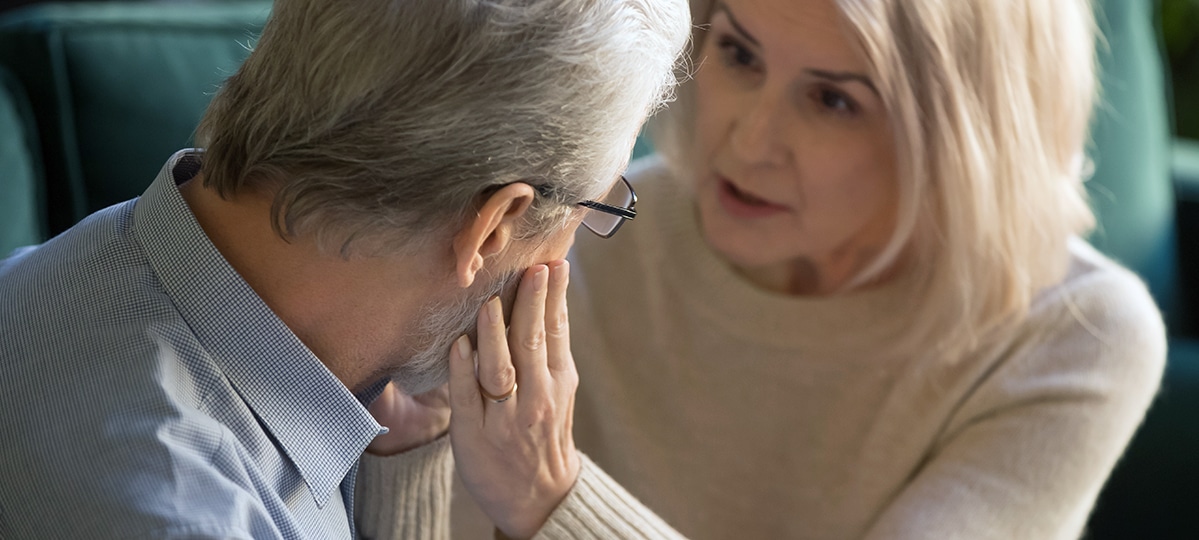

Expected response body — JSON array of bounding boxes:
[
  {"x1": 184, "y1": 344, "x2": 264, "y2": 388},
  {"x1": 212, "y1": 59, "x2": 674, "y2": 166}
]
[{"x1": 480, "y1": 381, "x2": 517, "y2": 404}]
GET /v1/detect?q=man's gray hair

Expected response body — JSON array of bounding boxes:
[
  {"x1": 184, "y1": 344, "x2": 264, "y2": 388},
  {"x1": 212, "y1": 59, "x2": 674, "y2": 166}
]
[{"x1": 195, "y1": 0, "x2": 690, "y2": 255}]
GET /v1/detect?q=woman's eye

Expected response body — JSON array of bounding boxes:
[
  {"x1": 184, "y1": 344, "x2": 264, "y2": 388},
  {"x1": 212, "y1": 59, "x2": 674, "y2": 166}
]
[
  {"x1": 716, "y1": 36, "x2": 758, "y2": 70},
  {"x1": 815, "y1": 87, "x2": 858, "y2": 115}
]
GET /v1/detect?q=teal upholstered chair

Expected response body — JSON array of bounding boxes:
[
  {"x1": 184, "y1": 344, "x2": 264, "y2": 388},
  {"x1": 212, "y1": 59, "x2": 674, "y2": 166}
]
[
  {"x1": 0, "y1": 64, "x2": 41, "y2": 258},
  {"x1": 1088, "y1": 0, "x2": 1178, "y2": 322},
  {"x1": 1071, "y1": 1, "x2": 1199, "y2": 538},
  {"x1": 0, "y1": 1, "x2": 271, "y2": 236}
]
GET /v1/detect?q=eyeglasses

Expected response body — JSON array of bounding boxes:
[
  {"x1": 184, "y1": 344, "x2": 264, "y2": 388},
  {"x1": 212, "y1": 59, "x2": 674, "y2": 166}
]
[
  {"x1": 577, "y1": 175, "x2": 637, "y2": 238},
  {"x1": 532, "y1": 175, "x2": 637, "y2": 239}
]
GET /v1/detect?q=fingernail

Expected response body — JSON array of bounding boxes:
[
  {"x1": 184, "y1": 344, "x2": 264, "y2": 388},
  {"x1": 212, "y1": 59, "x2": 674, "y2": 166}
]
[
  {"x1": 455, "y1": 334, "x2": 472, "y2": 361},
  {"x1": 533, "y1": 266, "x2": 548, "y2": 291},
  {"x1": 487, "y1": 296, "x2": 502, "y2": 324}
]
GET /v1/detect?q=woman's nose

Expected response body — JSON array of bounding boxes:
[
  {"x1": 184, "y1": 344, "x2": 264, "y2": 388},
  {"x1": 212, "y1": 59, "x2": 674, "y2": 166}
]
[{"x1": 729, "y1": 89, "x2": 790, "y2": 167}]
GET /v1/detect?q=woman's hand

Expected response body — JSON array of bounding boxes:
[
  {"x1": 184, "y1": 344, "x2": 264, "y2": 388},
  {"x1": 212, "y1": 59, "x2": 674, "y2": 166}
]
[
  {"x1": 365, "y1": 382, "x2": 450, "y2": 456},
  {"x1": 449, "y1": 260, "x2": 581, "y2": 539}
]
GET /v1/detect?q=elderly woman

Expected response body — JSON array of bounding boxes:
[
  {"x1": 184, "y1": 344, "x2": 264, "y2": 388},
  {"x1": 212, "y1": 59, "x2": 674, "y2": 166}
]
[
  {"x1": 562, "y1": 0, "x2": 1168, "y2": 537},
  {"x1": 457, "y1": 0, "x2": 1168, "y2": 538}
]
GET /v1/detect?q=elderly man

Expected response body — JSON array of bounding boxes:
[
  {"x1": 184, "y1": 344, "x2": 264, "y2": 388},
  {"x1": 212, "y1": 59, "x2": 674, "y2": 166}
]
[{"x1": 0, "y1": 0, "x2": 689, "y2": 538}]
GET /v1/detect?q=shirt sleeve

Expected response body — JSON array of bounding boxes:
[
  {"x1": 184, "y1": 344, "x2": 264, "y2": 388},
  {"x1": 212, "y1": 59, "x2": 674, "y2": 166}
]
[
  {"x1": 861, "y1": 271, "x2": 1167, "y2": 540},
  {"x1": 354, "y1": 435, "x2": 455, "y2": 540}
]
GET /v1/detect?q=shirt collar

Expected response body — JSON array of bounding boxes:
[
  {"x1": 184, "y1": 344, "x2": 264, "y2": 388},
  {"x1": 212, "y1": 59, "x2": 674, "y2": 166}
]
[{"x1": 132, "y1": 149, "x2": 385, "y2": 507}]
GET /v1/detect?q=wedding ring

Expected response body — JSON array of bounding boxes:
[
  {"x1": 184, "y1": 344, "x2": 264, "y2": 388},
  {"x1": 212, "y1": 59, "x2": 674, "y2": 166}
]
[{"x1": 480, "y1": 381, "x2": 517, "y2": 404}]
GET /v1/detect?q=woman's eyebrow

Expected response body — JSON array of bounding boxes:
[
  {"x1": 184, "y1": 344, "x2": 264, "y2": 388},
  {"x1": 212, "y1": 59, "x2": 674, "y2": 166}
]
[
  {"x1": 715, "y1": 3, "x2": 879, "y2": 97},
  {"x1": 714, "y1": 3, "x2": 759, "y2": 47},
  {"x1": 806, "y1": 69, "x2": 879, "y2": 96}
]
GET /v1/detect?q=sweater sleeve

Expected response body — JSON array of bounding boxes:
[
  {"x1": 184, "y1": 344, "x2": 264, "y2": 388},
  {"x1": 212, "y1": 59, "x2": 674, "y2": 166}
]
[
  {"x1": 354, "y1": 436, "x2": 454, "y2": 540},
  {"x1": 531, "y1": 452, "x2": 687, "y2": 540},
  {"x1": 862, "y1": 270, "x2": 1167, "y2": 540}
]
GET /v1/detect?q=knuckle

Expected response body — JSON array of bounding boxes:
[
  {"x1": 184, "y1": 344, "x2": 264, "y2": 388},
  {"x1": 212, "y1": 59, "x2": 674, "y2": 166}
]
[
  {"x1": 487, "y1": 365, "x2": 516, "y2": 391},
  {"x1": 521, "y1": 403, "x2": 552, "y2": 427},
  {"x1": 520, "y1": 329, "x2": 546, "y2": 352},
  {"x1": 546, "y1": 311, "x2": 569, "y2": 338}
]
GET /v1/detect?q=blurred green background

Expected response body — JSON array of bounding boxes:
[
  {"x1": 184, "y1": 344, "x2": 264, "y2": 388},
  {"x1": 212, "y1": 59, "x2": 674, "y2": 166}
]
[{"x1": 1163, "y1": 0, "x2": 1199, "y2": 138}]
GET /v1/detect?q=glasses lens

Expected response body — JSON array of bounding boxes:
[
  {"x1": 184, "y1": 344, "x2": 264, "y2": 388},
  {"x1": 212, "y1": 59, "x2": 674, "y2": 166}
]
[
  {"x1": 581, "y1": 177, "x2": 634, "y2": 237},
  {"x1": 582, "y1": 210, "x2": 621, "y2": 237},
  {"x1": 603, "y1": 176, "x2": 635, "y2": 208}
]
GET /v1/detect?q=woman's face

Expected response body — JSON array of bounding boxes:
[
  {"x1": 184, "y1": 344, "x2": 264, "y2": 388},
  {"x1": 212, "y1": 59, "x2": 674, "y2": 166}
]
[{"x1": 693, "y1": 0, "x2": 900, "y2": 278}]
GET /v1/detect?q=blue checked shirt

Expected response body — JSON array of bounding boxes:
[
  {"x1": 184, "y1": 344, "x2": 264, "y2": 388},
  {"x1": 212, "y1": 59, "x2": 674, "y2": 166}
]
[{"x1": 0, "y1": 150, "x2": 389, "y2": 539}]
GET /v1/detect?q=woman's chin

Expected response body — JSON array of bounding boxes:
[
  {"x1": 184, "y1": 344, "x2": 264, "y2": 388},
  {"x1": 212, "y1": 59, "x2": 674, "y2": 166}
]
[{"x1": 698, "y1": 211, "x2": 780, "y2": 269}]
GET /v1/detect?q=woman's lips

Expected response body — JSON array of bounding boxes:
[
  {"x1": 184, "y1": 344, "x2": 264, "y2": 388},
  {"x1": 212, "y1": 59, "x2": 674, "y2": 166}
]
[{"x1": 716, "y1": 177, "x2": 789, "y2": 219}]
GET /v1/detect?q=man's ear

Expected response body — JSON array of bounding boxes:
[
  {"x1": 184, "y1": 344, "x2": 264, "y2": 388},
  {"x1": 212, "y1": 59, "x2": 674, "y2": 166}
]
[{"x1": 452, "y1": 183, "x2": 537, "y2": 289}]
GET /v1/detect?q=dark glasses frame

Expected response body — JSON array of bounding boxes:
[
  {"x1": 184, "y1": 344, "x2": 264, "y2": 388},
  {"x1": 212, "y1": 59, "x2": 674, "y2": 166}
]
[{"x1": 529, "y1": 175, "x2": 637, "y2": 239}]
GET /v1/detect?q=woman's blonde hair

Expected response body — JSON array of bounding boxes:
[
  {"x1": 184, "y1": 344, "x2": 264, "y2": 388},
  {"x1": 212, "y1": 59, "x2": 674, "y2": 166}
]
[
  {"x1": 197, "y1": 0, "x2": 690, "y2": 256},
  {"x1": 654, "y1": 0, "x2": 1099, "y2": 356}
]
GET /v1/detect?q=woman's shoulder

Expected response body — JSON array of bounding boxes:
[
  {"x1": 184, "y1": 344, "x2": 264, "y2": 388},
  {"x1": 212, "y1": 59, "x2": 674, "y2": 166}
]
[
  {"x1": 1032, "y1": 238, "x2": 1163, "y2": 332},
  {"x1": 934, "y1": 239, "x2": 1165, "y2": 452},
  {"x1": 1015, "y1": 237, "x2": 1166, "y2": 384}
]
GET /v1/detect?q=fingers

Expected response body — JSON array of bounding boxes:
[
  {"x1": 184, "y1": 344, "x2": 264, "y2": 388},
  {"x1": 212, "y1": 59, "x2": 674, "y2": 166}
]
[
  {"x1": 545, "y1": 260, "x2": 572, "y2": 374},
  {"x1": 453, "y1": 262, "x2": 566, "y2": 426},
  {"x1": 475, "y1": 296, "x2": 518, "y2": 402},
  {"x1": 508, "y1": 265, "x2": 550, "y2": 388},
  {"x1": 448, "y1": 334, "x2": 483, "y2": 426},
  {"x1": 448, "y1": 261, "x2": 582, "y2": 538}
]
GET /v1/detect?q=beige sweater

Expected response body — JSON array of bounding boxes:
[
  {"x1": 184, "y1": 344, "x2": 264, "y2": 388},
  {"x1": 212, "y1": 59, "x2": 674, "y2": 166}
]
[
  {"x1": 358, "y1": 439, "x2": 683, "y2": 539},
  {"x1": 454, "y1": 156, "x2": 1166, "y2": 539},
  {"x1": 383, "y1": 157, "x2": 1167, "y2": 539}
]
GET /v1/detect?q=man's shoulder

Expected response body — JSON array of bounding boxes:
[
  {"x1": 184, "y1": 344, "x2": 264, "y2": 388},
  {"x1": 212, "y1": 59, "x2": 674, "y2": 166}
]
[
  {"x1": 1, "y1": 199, "x2": 152, "y2": 320},
  {"x1": 0, "y1": 402, "x2": 266, "y2": 538},
  {"x1": 0, "y1": 296, "x2": 261, "y2": 538},
  {"x1": 0, "y1": 201, "x2": 244, "y2": 527},
  {"x1": 0, "y1": 207, "x2": 224, "y2": 439},
  {"x1": 0, "y1": 198, "x2": 176, "y2": 367}
]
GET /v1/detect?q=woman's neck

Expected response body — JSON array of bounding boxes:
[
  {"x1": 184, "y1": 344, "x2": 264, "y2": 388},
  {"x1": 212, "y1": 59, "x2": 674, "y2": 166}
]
[{"x1": 735, "y1": 243, "x2": 904, "y2": 296}]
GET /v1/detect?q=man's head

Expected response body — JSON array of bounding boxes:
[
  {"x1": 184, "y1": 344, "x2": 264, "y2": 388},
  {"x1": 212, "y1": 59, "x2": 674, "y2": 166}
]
[
  {"x1": 197, "y1": 0, "x2": 690, "y2": 255},
  {"x1": 193, "y1": 0, "x2": 691, "y2": 392}
]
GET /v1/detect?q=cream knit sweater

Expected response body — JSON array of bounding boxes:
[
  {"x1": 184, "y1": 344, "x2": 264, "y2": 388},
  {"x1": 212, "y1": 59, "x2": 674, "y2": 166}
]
[
  {"x1": 358, "y1": 438, "x2": 683, "y2": 539},
  {"x1": 392, "y1": 157, "x2": 1166, "y2": 539}
]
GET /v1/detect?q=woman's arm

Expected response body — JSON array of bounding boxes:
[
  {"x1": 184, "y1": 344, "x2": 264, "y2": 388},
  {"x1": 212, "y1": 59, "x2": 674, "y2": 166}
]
[
  {"x1": 863, "y1": 271, "x2": 1166, "y2": 540},
  {"x1": 355, "y1": 437, "x2": 455, "y2": 540},
  {"x1": 531, "y1": 453, "x2": 687, "y2": 540}
]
